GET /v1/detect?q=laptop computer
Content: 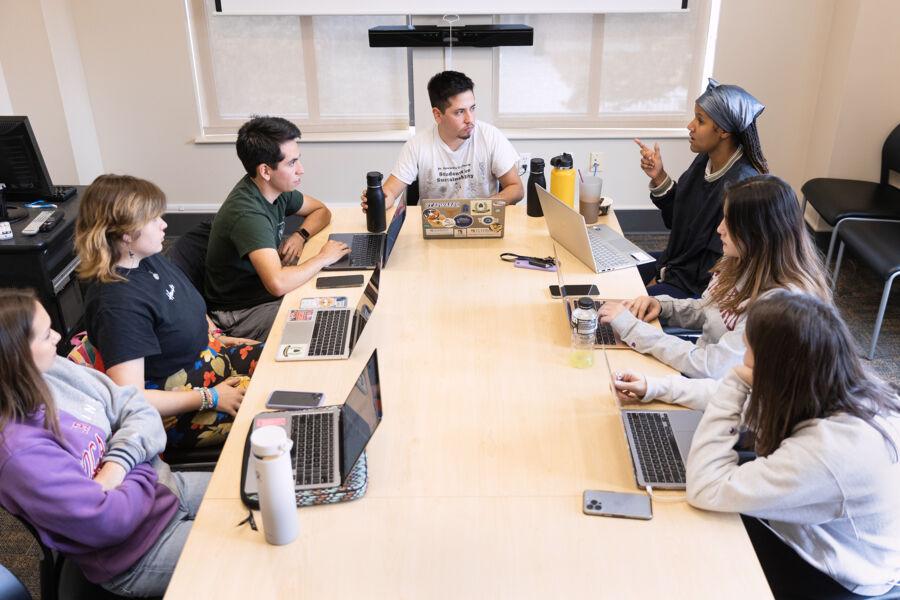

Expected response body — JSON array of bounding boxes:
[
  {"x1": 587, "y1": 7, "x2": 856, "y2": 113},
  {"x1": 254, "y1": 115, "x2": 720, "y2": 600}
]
[
  {"x1": 275, "y1": 265, "x2": 380, "y2": 361},
  {"x1": 600, "y1": 348, "x2": 702, "y2": 490},
  {"x1": 323, "y1": 201, "x2": 407, "y2": 271},
  {"x1": 536, "y1": 185, "x2": 654, "y2": 274},
  {"x1": 242, "y1": 349, "x2": 383, "y2": 497},
  {"x1": 554, "y1": 250, "x2": 630, "y2": 349},
  {"x1": 420, "y1": 198, "x2": 506, "y2": 239}
]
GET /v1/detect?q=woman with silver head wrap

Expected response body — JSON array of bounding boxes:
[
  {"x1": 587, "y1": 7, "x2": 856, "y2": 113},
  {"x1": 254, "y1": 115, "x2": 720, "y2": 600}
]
[{"x1": 634, "y1": 79, "x2": 767, "y2": 299}]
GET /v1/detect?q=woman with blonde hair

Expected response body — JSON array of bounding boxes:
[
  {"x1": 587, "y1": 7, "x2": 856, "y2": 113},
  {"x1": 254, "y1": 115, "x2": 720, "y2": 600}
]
[
  {"x1": 600, "y1": 175, "x2": 831, "y2": 406},
  {"x1": 75, "y1": 174, "x2": 263, "y2": 449}
]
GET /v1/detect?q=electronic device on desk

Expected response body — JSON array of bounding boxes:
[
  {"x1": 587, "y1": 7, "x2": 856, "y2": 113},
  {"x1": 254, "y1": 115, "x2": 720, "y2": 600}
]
[
  {"x1": 0, "y1": 116, "x2": 77, "y2": 213},
  {"x1": 21, "y1": 210, "x2": 63, "y2": 236},
  {"x1": 324, "y1": 201, "x2": 407, "y2": 271},
  {"x1": 421, "y1": 198, "x2": 506, "y2": 239}
]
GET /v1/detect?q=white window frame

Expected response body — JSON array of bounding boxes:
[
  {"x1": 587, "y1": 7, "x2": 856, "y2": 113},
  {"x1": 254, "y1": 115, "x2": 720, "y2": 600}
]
[
  {"x1": 491, "y1": 1, "x2": 715, "y2": 131},
  {"x1": 185, "y1": 0, "x2": 411, "y2": 140}
]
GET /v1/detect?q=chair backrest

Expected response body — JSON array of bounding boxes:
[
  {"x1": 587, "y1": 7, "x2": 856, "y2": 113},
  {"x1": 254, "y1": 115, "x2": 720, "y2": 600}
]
[
  {"x1": 881, "y1": 122, "x2": 900, "y2": 186},
  {"x1": 0, "y1": 564, "x2": 31, "y2": 600},
  {"x1": 165, "y1": 220, "x2": 212, "y2": 295}
]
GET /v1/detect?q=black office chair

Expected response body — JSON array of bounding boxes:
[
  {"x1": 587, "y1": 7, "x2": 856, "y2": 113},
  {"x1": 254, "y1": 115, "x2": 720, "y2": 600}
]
[
  {"x1": 831, "y1": 220, "x2": 900, "y2": 359},
  {"x1": 165, "y1": 220, "x2": 212, "y2": 295},
  {"x1": 0, "y1": 564, "x2": 31, "y2": 600},
  {"x1": 3, "y1": 512, "x2": 146, "y2": 600},
  {"x1": 800, "y1": 123, "x2": 900, "y2": 271}
]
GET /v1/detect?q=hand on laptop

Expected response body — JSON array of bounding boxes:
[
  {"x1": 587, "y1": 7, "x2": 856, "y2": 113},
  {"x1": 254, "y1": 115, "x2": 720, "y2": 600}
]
[
  {"x1": 623, "y1": 296, "x2": 661, "y2": 322},
  {"x1": 214, "y1": 376, "x2": 246, "y2": 417},
  {"x1": 279, "y1": 232, "x2": 305, "y2": 266},
  {"x1": 612, "y1": 371, "x2": 647, "y2": 402},
  {"x1": 316, "y1": 239, "x2": 351, "y2": 265},
  {"x1": 599, "y1": 301, "x2": 628, "y2": 324}
]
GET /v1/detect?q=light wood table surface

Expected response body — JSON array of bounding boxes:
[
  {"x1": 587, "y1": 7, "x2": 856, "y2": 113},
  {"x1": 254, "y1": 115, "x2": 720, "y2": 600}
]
[{"x1": 166, "y1": 205, "x2": 771, "y2": 599}]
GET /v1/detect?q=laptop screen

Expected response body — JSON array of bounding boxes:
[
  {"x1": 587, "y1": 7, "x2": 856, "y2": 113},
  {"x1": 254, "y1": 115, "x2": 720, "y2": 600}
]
[
  {"x1": 348, "y1": 264, "x2": 380, "y2": 354},
  {"x1": 381, "y1": 201, "x2": 407, "y2": 267},
  {"x1": 339, "y1": 349, "x2": 383, "y2": 480}
]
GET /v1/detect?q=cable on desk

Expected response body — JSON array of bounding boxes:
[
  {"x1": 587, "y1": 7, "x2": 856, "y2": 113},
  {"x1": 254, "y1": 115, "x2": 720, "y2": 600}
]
[{"x1": 645, "y1": 485, "x2": 687, "y2": 503}]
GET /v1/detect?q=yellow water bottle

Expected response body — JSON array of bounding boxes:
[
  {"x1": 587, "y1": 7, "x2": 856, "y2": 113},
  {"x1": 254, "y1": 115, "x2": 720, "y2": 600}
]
[{"x1": 550, "y1": 153, "x2": 576, "y2": 208}]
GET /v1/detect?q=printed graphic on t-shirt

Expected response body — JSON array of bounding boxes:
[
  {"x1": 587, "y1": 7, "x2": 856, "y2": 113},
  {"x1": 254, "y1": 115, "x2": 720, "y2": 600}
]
[
  {"x1": 165, "y1": 284, "x2": 175, "y2": 301},
  {"x1": 76, "y1": 430, "x2": 107, "y2": 477}
]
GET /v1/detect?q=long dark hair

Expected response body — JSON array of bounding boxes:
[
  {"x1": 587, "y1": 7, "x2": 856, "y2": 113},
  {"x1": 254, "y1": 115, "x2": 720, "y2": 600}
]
[
  {"x1": 738, "y1": 121, "x2": 768, "y2": 174},
  {"x1": 0, "y1": 289, "x2": 60, "y2": 440},
  {"x1": 708, "y1": 175, "x2": 831, "y2": 314},
  {"x1": 744, "y1": 290, "x2": 900, "y2": 459}
]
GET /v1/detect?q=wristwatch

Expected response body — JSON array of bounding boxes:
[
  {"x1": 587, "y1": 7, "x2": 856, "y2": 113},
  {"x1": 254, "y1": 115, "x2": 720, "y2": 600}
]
[{"x1": 297, "y1": 227, "x2": 311, "y2": 241}]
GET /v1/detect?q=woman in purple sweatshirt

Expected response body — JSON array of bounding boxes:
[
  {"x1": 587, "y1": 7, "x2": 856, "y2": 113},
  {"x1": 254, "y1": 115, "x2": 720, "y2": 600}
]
[{"x1": 0, "y1": 288, "x2": 210, "y2": 597}]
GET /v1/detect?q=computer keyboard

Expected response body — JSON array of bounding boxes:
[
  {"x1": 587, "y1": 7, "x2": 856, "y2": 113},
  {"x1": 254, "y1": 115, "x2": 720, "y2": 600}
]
[
  {"x1": 290, "y1": 411, "x2": 335, "y2": 486},
  {"x1": 308, "y1": 309, "x2": 350, "y2": 356},
  {"x1": 627, "y1": 412, "x2": 686, "y2": 485},
  {"x1": 350, "y1": 234, "x2": 381, "y2": 266},
  {"x1": 588, "y1": 235, "x2": 632, "y2": 271},
  {"x1": 596, "y1": 323, "x2": 617, "y2": 346},
  {"x1": 49, "y1": 186, "x2": 76, "y2": 202}
]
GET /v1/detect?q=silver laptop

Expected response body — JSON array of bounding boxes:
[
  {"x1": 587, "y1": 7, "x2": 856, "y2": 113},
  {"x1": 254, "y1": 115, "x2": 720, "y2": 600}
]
[
  {"x1": 554, "y1": 250, "x2": 629, "y2": 349},
  {"x1": 601, "y1": 348, "x2": 702, "y2": 490},
  {"x1": 536, "y1": 185, "x2": 654, "y2": 274},
  {"x1": 275, "y1": 265, "x2": 380, "y2": 361},
  {"x1": 323, "y1": 201, "x2": 407, "y2": 271},
  {"x1": 242, "y1": 349, "x2": 382, "y2": 495},
  {"x1": 420, "y1": 198, "x2": 506, "y2": 239}
]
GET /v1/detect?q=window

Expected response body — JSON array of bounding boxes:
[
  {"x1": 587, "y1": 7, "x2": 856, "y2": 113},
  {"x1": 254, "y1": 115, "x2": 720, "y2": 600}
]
[
  {"x1": 188, "y1": 0, "x2": 410, "y2": 136},
  {"x1": 493, "y1": 2, "x2": 712, "y2": 129}
]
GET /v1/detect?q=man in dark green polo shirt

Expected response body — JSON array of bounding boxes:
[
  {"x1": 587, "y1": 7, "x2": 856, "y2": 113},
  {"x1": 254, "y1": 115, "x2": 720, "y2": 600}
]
[{"x1": 205, "y1": 116, "x2": 350, "y2": 341}]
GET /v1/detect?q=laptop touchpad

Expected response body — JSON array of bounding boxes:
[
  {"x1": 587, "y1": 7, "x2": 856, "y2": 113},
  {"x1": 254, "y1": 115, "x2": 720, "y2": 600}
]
[{"x1": 282, "y1": 321, "x2": 315, "y2": 343}]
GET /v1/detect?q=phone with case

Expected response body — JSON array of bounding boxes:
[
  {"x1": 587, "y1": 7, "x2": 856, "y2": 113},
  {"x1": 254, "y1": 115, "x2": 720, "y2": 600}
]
[{"x1": 583, "y1": 490, "x2": 652, "y2": 520}]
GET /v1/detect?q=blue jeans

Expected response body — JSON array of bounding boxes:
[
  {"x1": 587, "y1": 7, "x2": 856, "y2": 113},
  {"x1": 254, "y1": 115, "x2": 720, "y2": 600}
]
[{"x1": 101, "y1": 471, "x2": 211, "y2": 598}]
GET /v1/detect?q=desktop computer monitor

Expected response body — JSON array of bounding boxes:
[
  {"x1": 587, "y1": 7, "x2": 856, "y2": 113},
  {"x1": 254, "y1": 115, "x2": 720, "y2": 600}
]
[{"x1": 0, "y1": 116, "x2": 54, "y2": 222}]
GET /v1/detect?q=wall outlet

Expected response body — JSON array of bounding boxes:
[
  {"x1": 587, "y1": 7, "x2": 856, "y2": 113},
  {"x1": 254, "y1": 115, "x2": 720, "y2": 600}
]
[
  {"x1": 588, "y1": 152, "x2": 603, "y2": 175},
  {"x1": 519, "y1": 153, "x2": 531, "y2": 176}
]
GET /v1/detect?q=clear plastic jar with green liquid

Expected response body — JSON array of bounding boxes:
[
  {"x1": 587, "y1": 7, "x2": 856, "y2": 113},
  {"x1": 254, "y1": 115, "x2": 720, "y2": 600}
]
[{"x1": 570, "y1": 297, "x2": 597, "y2": 368}]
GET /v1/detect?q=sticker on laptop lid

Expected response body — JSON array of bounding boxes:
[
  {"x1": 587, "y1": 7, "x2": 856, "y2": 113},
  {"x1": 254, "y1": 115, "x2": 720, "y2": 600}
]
[
  {"x1": 279, "y1": 343, "x2": 308, "y2": 358},
  {"x1": 288, "y1": 309, "x2": 314, "y2": 321},
  {"x1": 299, "y1": 296, "x2": 347, "y2": 310}
]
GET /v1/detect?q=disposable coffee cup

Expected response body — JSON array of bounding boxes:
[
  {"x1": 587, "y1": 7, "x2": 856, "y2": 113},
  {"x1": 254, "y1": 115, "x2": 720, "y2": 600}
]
[{"x1": 579, "y1": 176, "x2": 603, "y2": 224}]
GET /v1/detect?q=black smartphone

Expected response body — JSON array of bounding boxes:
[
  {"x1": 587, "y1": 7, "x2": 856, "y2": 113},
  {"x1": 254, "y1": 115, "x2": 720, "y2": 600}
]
[
  {"x1": 316, "y1": 274, "x2": 364, "y2": 289},
  {"x1": 549, "y1": 284, "x2": 600, "y2": 298},
  {"x1": 265, "y1": 390, "x2": 324, "y2": 410}
]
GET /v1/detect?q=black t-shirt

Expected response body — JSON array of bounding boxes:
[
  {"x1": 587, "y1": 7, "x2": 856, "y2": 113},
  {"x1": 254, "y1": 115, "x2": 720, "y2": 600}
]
[{"x1": 84, "y1": 253, "x2": 209, "y2": 381}]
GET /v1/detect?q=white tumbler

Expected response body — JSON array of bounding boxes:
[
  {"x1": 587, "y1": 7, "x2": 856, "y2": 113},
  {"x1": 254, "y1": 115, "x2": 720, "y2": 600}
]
[{"x1": 250, "y1": 426, "x2": 299, "y2": 545}]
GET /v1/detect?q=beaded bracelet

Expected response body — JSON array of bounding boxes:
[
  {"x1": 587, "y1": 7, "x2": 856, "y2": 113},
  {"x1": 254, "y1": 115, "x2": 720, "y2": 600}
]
[{"x1": 198, "y1": 387, "x2": 213, "y2": 411}]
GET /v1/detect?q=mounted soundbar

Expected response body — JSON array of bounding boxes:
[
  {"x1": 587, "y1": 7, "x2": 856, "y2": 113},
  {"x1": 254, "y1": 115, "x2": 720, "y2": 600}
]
[{"x1": 368, "y1": 24, "x2": 533, "y2": 48}]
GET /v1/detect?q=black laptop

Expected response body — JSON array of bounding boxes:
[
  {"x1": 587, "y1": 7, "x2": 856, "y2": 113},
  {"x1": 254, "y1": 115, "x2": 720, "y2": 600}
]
[{"x1": 323, "y1": 202, "x2": 406, "y2": 271}]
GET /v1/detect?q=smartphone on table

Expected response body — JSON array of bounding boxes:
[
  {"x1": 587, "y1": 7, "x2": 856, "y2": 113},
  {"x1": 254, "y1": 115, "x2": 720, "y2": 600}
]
[
  {"x1": 583, "y1": 490, "x2": 652, "y2": 520},
  {"x1": 265, "y1": 390, "x2": 325, "y2": 410},
  {"x1": 316, "y1": 274, "x2": 365, "y2": 289},
  {"x1": 549, "y1": 284, "x2": 600, "y2": 298}
]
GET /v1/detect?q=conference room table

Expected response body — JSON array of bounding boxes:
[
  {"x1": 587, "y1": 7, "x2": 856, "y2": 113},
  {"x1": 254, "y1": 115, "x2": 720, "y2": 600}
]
[{"x1": 165, "y1": 205, "x2": 771, "y2": 599}]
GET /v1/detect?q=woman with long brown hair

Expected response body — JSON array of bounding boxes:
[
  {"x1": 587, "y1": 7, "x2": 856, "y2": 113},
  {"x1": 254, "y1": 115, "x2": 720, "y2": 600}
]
[
  {"x1": 686, "y1": 291, "x2": 900, "y2": 598},
  {"x1": 0, "y1": 289, "x2": 210, "y2": 597},
  {"x1": 75, "y1": 174, "x2": 263, "y2": 449},
  {"x1": 600, "y1": 175, "x2": 830, "y2": 399}
]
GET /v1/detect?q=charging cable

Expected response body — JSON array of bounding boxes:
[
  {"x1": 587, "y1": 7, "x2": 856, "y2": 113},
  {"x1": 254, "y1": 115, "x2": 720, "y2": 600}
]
[{"x1": 645, "y1": 485, "x2": 686, "y2": 503}]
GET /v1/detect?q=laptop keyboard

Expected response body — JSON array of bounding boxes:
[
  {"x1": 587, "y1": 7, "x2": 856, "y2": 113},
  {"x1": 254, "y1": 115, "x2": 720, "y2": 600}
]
[
  {"x1": 350, "y1": 235, "x2": 381, "y2": 266},
  {"x1": 596, "y1": 323, "x2": 617, "y2": 346},
  {"x1": 308, "y1": 309, "x2": 350, "y2": 356},
  {"x1": 588, "y1": 235, "x2": 632, "y2": 271},
  {"x1": 290, "y1": 411, "x2": 336, "y2": 487},
  {"x1": 627, "y1": 412, "x2": 686, "y2": 485}
]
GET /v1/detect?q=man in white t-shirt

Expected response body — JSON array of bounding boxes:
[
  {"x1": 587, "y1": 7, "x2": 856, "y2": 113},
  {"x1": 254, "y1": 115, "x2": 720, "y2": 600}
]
[{"x1": 361, "y1": 71, "x2": 523, "y2": 212}]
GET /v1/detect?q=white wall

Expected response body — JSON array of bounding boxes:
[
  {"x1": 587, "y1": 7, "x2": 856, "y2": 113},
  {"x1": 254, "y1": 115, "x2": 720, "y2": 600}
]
[{"x1": 1, "y1": 0, "x2": 897, "y2": 226}]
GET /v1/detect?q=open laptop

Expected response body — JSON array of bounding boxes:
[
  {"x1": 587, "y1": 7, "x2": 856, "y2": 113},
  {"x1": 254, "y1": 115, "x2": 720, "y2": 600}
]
[
  {"x1": 420, "y1": 198, "x2": 506, "y2": 239},
  {"x1": 554, "y1": 250, "x2": 629, "y2": 349},
  {"x1": 242, "y1": 349, "x2": 382, "y2": 497},
  {"x1": 275, "y1": 265, "x2": 380, "y2": 361},
  {"x1": 601, "y1": 348, "x2": 702, "y2": 490},
  {"x1": 536, "y1": 185, "x2": 654, "y2": 274},
  {"x1": 323, "y1": 201, "x2": 407, "y2": 271}
]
